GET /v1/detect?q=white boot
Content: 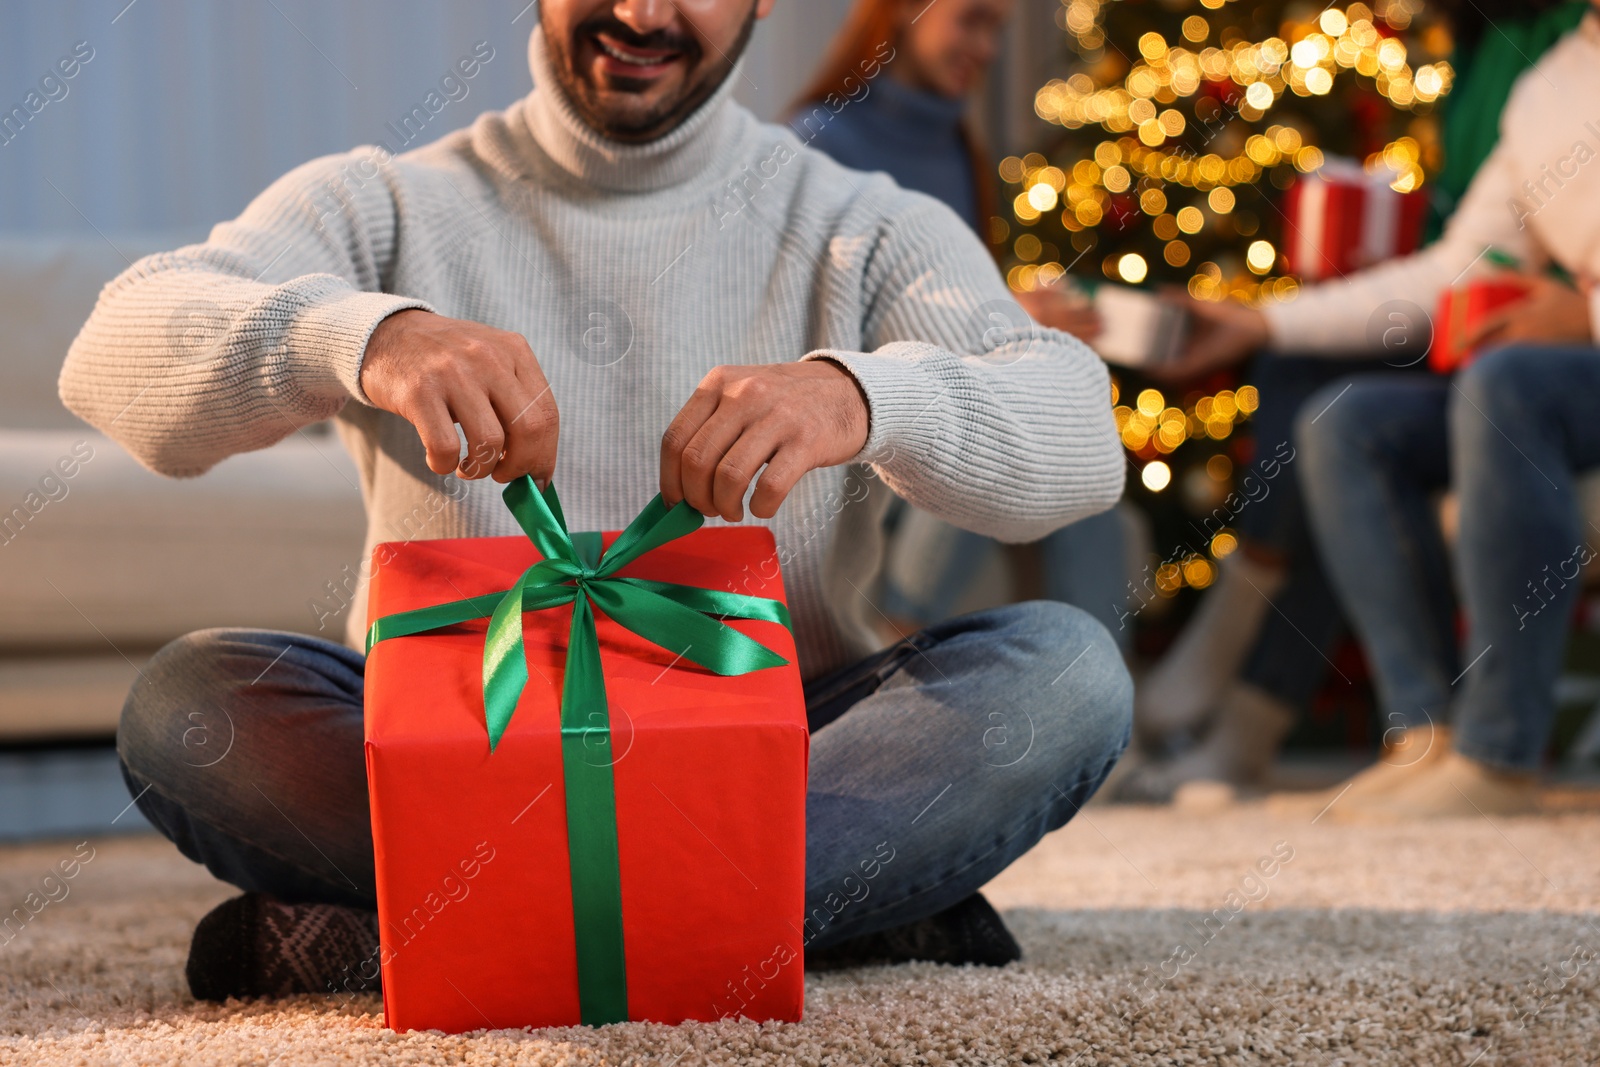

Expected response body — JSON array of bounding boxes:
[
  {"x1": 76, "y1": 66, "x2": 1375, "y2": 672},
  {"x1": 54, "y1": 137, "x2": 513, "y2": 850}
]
[
  {"x1": 1117, "y1": 682, "x2": 1294, "y2": 803},
  {"x1": 1134, "y1": 553, "x2": 1285, "y2": 745},
  {"x1": 1338, "y1": 749, "x2": 1539, "y2": 821},
  {"x1": 1267, "y1": 722, "x2": 1452, "y2": 817}
]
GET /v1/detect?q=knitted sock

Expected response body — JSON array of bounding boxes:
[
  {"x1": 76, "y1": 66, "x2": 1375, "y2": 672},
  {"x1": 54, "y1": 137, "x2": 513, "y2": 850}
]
[
  {"x1": 1134, "y1": 552, "x2": 1285, "y2": 747},
  {"x1": 806, "y1": 892, "x2": 1022, "y2": 971},
  {"x1": 186, "y1": 892, "x2": 381, "y2": 1002},
  {"x1": 1115, "y1": 682, "x2": 1295, "y2": 802}
]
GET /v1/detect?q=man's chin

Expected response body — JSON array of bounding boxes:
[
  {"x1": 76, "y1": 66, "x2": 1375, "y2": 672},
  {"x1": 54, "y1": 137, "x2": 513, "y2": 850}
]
[
  {"x1": 581, "y1": 92, "x2": 689, "y2": 142},
  {"x1": 585, "y1": 61, "x2": 687, "y2": 110},
  {"x1": 544, "y1": 9, "x2": 757, "y2": 145}
]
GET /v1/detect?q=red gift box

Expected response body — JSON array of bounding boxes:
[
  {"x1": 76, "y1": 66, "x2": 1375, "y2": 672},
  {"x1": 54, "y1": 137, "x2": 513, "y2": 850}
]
[
  {"x1": 1283, "y1": 158, "x2": 1427, "y2": 281},
  {"x1": 362, "y1": 499, "x2": 808, "y2": 1034},
  {"x1": 1429, "y1": 278, "x2": 1534, "y2": 373}
]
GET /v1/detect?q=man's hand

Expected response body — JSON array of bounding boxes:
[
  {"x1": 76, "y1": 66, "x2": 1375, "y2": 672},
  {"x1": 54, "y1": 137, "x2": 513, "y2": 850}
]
[
  {"x1": 1151, "y1": 294, "x2": 1269, "y2": 381},
  {"x1": 360, "y1": 309, "x2": 559, "y2": 483},
  {"x1": 1465, "y1": 274, "x2": 1594, "y2": 349},
  {"x1": 660, "y1": 360, "x2": 869, "y2": 522}
]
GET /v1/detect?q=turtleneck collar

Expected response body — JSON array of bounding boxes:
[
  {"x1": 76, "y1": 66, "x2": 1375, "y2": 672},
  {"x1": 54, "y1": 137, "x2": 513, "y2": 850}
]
[{"x1": 521, "y1": 26, "x2": 746, "y2": 194}]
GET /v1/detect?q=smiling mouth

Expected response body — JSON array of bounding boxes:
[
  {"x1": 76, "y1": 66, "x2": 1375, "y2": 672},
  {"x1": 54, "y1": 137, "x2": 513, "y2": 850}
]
[{"x1": 591, "y1": 31, "x2": 686, "y2": 76}]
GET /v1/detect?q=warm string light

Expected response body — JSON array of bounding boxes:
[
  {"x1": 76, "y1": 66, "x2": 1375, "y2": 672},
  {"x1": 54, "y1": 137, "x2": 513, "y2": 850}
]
[
  {"x1": 1007, "y1": 0, "x2": 1449, "y2": 303},
  {"x1": 1004, "y1": 128, "x2": 1320, "y2": 218},
  {"x1": 1366, "y1": 134, "x2": 1426, "y2": 192},
  {"x1": 1046, "y1": 1, "x2": 1449, "y2": 124},
  {"x1": 1112, "y1": 384, "x2": 1260, "y2": 457},
  {"x1": 1103, "y1": 377, "x2": 1254, "y2": 596},
  {"x1": 997, "y1": 135, "x2": 1318, "y2": 298},
  {"x1": 1186, "y1": 259, "x2": 1301, "y2": 302},
  {"x1": 1037, "y1": 0, "x2": 1437, "y2": 599}
]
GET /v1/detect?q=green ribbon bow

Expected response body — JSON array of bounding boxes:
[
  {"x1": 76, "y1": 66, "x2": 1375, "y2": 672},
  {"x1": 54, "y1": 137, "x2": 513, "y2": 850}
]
[{"x1": 365, "y1": 477, "x2": 792, "y2": 1025}]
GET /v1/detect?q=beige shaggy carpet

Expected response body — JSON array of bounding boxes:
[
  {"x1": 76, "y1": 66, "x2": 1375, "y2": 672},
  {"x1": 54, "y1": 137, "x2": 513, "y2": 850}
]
[{"x1": 3, "y1": 803, "x2": 1600, "y2": 1066}]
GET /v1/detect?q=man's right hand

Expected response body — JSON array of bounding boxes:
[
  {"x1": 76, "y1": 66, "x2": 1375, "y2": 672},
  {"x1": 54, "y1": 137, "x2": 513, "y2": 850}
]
[
  {"x1": 1151, "y1": 295, "x2": 1270, "y2": 381},
  {"x1": 359, "y1": 310, "x2": 559, "y2": 483}
]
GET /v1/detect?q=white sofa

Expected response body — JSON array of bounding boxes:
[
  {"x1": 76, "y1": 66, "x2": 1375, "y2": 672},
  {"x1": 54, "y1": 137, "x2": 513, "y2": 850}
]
[{"x1": 0, "y1": 236, "x2": 367, "y2": 740}]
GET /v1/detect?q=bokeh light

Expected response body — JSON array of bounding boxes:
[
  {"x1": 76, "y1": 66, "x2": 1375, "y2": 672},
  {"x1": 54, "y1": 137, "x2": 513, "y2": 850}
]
[
  {"x1": 1141, "y1": 461, "x2": 1172, "y2": 492},
  {"x1": 1246, "y1": 240, "x2": 1276, "y2": 274}
]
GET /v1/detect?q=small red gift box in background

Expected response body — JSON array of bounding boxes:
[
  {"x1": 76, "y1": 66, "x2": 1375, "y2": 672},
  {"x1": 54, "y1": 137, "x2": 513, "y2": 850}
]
[
  {"x1": 1283, "y1": 158, "x2": 1427, "y2": 281},
  {"x1": 362, "y1": 483, "x2": 808, "y2": 1033},
  {"x1": 1429, "y1": 278, "x2": 1534, "y2": 373}
]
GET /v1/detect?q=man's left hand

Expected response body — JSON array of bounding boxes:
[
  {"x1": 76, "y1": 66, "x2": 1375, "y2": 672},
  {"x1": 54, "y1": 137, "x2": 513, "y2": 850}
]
[
  {"x1": 1465, "y1": 274, "x2": 1594, "y2": 349},
  {"x1": 660, "y1": 360, "x2": 869, "y2": 522}
]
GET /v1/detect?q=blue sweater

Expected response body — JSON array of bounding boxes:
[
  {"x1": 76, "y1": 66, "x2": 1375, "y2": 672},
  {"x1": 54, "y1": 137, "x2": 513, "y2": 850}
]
[{"x1": 790, "y1": 76, "x2": 979, "y2": 233}]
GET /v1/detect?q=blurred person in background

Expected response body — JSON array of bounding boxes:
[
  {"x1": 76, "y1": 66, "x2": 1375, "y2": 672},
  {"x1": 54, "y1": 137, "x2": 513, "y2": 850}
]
[
  {"x1": 790, "y1": 0, "x2": 1132, "y2": 648},
  {"x1": 1136, "y1": 0, "x2": 1595, "y2": 815}
]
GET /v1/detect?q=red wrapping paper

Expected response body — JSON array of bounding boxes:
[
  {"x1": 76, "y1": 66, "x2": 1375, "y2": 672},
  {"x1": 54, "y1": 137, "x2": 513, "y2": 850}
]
[
  {"x1": 1284, "y1": 160, "x2": 1426, "y2": 281},
  {"x1": 363, "y1": 525, "x2": 808, "y2": 1033},
  {"x1": 1430, "y1": 278, "x2": 1535, "y2": 373}
]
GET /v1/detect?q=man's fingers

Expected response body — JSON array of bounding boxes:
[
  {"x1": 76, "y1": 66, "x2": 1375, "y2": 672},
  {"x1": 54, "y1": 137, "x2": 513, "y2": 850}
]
[
  {"x1": 495, "y1": 388, "x2": 559, "y2": 485},
  {"x1": 450, "y1": 391, "x2": 506, "y2": 480},
  {"x1": 490, "y1": 372, "x2": 557, "y2": 484},
  {"x1": 749, "y1": 447, "x2": 809, "y2": 519},
  {"x1": 501, "y1": 338, "x2": 559, "y2": 485},
  {"x1": 361, "y1": 316, "x2": 565, "y2": 483},
  {"x1": 711, "y1": 429, "x2": 783, "y2": 522},
  {"x1": 411, "y1": 396, "x2": 465, "y2": 477},
  {"x1": 660, "y1": 380, "x2": 724, "y2": 506},
  {"x1": 676, "y1": 409, "x2": 747, "y2": 517}
]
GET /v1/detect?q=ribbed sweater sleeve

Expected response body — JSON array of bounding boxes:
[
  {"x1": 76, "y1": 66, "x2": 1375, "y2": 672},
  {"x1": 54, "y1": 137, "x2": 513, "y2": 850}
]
[
  {"x1": 58, "y1": 149, "x2": 432, "y2": 477},
  {"x1": 805, "y1": 198, "x2": 1125, "y2": 543}
]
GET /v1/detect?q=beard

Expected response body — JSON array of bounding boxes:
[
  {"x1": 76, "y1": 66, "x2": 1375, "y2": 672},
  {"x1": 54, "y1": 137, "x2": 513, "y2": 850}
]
[{"x1": 544, "y1": 7, "x2": 757, "y2": 143}]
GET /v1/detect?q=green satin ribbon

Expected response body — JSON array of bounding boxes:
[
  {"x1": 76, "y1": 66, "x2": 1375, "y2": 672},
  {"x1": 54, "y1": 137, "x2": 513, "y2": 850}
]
[{"x1": 365, "y1": 477, "x2": 792, "y2": 1025}]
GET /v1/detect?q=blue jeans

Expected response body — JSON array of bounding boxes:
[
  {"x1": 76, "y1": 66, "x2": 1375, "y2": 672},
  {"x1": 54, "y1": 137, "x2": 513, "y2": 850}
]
[
  {"x1": 117, "y1": 601, "x2": 1130, "y2": 948},
  {"x1": 1232, "y1": 355, "x2": 1391, "y2": 712},
  {"x1": 1297, "y1": 344, "x2": 1600, "y2": 771}
]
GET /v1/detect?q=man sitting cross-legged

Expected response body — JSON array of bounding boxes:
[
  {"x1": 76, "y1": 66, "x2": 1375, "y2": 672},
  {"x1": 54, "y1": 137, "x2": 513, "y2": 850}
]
[{"x1": 60, "y1": 0, "x2": 1130, "y2": 1001}]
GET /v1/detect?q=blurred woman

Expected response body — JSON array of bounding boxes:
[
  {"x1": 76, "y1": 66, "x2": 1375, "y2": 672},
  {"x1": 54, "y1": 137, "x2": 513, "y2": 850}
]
[
  {"x1": 1128, "y1": 0, "x2": 1592, "y2": 809},
  {"x1": 790, "y1": 0, "x2": 1129, "y2": 644}
]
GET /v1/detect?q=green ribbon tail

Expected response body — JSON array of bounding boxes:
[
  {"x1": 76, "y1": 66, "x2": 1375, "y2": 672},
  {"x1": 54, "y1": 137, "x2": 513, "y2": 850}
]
[
  {"x1": 587, "y1": 580, "x2": 789, "y2": 677},
  {"x1": 481, "y1": 561, "x2": 582, "y2": 750},
  {"x1": 560, "y1": 592, "x2": 629, "y2": 1025},
  {"x1": 611, "y1": 577, "x2": 793, "y2": 630},
  {"x1": 363, "y1": 592, "x2": 510, "y2": 654}
]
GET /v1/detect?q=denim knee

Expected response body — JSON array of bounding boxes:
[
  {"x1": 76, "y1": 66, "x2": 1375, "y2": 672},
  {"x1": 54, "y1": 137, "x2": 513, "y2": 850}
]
[
  {"x1": 1295, "y1": 377, "x2": 1404, "y2": 505},
  {"x1": 1453, "y1": 344, "x2": 1535, "y2": 427},
  {"x1": 117, "y1": 627, "x2": 257, "y2": 789},
  {"x1": 1294, "y1": 379, "x2": 1357, "y2": 468},
  {"x1": 991, "y1": 600, "x2": 1133, "y2": 784}
]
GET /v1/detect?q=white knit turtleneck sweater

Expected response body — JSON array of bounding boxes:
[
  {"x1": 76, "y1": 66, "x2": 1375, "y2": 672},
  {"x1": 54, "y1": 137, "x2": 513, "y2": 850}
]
[{"x1": 59, "y1": 30, "x2": 1123, "y2": 678}]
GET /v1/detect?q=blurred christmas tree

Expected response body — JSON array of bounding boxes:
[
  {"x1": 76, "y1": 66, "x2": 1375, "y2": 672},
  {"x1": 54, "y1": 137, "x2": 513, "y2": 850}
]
[{"x1": 994, "y1": 0, "x2": 1454, "y2": 604}]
